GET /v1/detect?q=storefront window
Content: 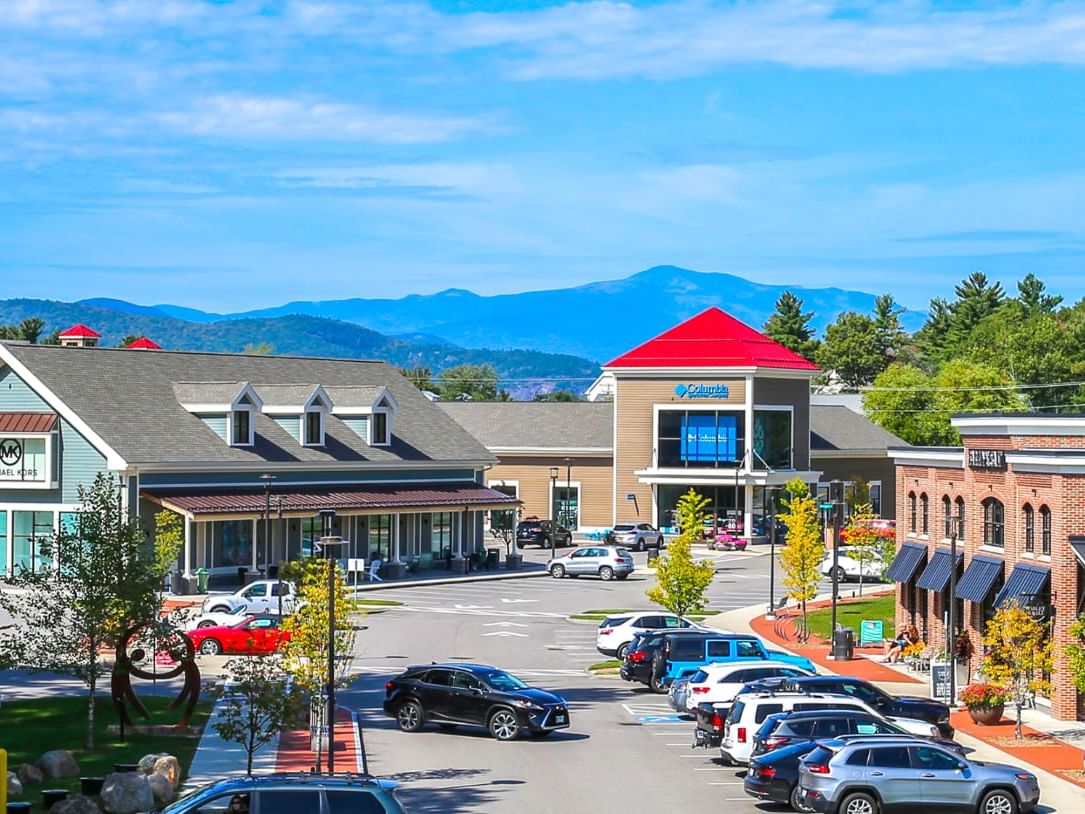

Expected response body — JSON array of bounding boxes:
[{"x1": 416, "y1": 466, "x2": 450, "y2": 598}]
[
  {"x1": 982, "y1": 498, "x2": 1004, "y2": 547},
  {"x1": 58, "y1": 511, "x2": 88, "y2": 572},
  {"x1": 753, "y1": 410, "x2": 792, "y2": 469},
  {"x1": 1040, "y1": 506, "x2": 1051, "y2": 556},
  {"x1": 942, "y1": 495, "x2": 952, "y2": 538},
  {"x1": 215, "y1": 520, "x2": 253, "y2": 567},
  {"x1": 869, "y1": 482, "x2": 882, "y2": 517},
  {"x1": 489, "y1": 485, "x2": 517, "y2": 532},
  {"x1": 370, "y1": 514, "x2": 392, "y2": 561},
  {"x1": 658, "y1": 485, "x2": 739, "y2": 533},
  {"x1": 908, "y1": 492, "x2": 916, "y2": 532},
  {"x1": 13, "y1": 510, "x2": 54, "y2": 574},
  {"x1": 920, "y1": 493, "x2": 929, "y2": 534},
  {"x1": 1023, "y1": 504, "x2": 1034, "y2": 553},
  {"x1": 554, "y1": 485, "x2": 579, "y2": 529},
  {"x1": 658, "y1": 410, "x2": 745, "y2": 469},
  {"x1": 300, "y1": 517, "x2": 322, "y2": 557},
  {"x1": 432, "y1": 512, "x2": 452, "y2": 558},
  {"x1": 955, "y1": 497, "x2": 966, "y2": 540},
  {"x1": 0, "y1": 511, "x2": 7, "y2": 577}
]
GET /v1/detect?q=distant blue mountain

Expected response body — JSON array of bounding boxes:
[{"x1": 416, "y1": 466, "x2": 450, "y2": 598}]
[{"x1": 152, "y1": 266, "x2": 925, "y2": 362}]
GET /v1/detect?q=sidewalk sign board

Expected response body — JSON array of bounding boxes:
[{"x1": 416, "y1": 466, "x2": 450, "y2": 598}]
[
  {"x1": 931, "y1": 661, "x2": 952, "y2": 702},
  {"x1": 859, "y1": 620, "x2": 884, "y2": 646}
]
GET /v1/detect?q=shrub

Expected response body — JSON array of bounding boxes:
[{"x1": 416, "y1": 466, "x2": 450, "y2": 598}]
[{"x1": 959, "y1": 683, "x2": 1010, "y2": 709}]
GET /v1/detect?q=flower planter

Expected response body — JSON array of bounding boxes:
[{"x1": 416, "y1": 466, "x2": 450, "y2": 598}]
[{"x1": 967, "y1": 703, "x2": 1005, "y2": 725}]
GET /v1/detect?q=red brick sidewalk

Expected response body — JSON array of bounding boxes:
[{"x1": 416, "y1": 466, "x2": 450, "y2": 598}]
[{"x1": 276, "y1": 709, "x2": 360, "y2": 772}]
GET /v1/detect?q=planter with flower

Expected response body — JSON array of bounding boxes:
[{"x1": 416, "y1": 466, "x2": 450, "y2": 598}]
[{"x1": 959, "y1": 683, "x2": 1009, "y2": 725}]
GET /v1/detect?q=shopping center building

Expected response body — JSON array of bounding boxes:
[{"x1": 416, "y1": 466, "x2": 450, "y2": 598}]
[
  {"x1": 441, "y1": 307, "x2": 904, "y2": 536},
  {"x1": 887, "y1": 415, "x2": 1085, "y2": 721},
  {"x1": 0, "y1": 335, "x2": 516, "y2": 586}
]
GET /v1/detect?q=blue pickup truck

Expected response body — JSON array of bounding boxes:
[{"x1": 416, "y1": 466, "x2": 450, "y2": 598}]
[{"x1": 648, "y1": 632, "x2": 817, "y2": 693}]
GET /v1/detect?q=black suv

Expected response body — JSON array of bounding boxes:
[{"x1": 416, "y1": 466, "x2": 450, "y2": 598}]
[
  {"x1": 159, "y1": 774, "x2": 404, "y2": 814},
  {"x1": 383, "y1": 663, "x2": 570, "y2": 741},
  {"x1": 620, "y1": 628, "x2": 713, "y2": 686},
  {"x1": 777, "y1": 676, "x2": 953, "y2": 737},
  {"x1": 516, "y1": 519, "x2": 573, "y2": 547}
]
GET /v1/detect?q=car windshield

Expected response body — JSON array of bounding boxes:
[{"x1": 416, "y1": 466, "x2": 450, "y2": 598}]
[{"x1": 482, "y1": 670, "x2": 530, "y2": 691}]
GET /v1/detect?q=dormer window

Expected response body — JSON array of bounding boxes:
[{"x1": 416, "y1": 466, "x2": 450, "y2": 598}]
[
  {"x1": 231, "y1": 409, "x2": 253, "y2": 446},
  {"x1": 371, "y1": 411, "x2": 389, "y2": 446},
  {"x1": 304, "y1": 409, "x2": 324, "y2": 446}
]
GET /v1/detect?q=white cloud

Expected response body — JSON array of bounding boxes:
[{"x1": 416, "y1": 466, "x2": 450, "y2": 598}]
[
  {"x1": 156, "y1": 95, "x2": 494, "y2": 144},
  {"x1": 276, "y1": 162, "x2": 523, "y2": 196}
]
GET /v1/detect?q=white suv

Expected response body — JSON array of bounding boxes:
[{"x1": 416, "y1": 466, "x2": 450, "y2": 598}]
[
  {"x1": 684, "y1": 661, "x2": 815, "y2": 712},
  {"x1": 611, "y1": 523, "x2": 665, "y2": 551},
  {"x1": 201, "y1": 579, "x2": 297, "y2": 615},
  {"x1": 595, "y1": 612, "x2": 700, "y2": 659},
  {"x1": 820, "y1": 546, "x2": 886, "y2": 582},
  {"x1": 721, "y1": 692, "x2": 937, "y2": 765}
]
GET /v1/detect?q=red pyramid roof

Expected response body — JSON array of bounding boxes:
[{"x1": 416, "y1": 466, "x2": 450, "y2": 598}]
[
  {"x1": 605, "y1": 307, "x2": 819, "y2": 371},
  {"x1": 126, "y1": 337, "x2": 162, "y2": 350},
  {"x1": 58, "y1": 323, "x2": 101, "y2": 338}
]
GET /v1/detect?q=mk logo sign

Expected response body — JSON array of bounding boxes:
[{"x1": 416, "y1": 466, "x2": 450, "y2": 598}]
[{"x1": 0, "y1": 438, "x2": 22, "y2": 467}]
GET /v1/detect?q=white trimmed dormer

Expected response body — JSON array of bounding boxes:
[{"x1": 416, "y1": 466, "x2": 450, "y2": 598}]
[
  {"x1": 173, "y1": 381, "x2": 262, "y2": 448},
  {"x1": 326, "y1": 385, "x2": 399, "y2": 447},
  {"x1": 257, "y1": 384, "x2": 333, "y2": 447}
]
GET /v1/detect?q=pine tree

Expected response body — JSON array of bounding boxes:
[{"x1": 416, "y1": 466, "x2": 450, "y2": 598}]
[
  {"x1": 917, "y1": 298, "x2": 954, "y2": 364},
  {"x1": 763, "y1": 291, "x2": 819, "y2": 361},
  {"x1": 872, "y1": 294, "x2": 905, "y2": 362},
  {"x1": 1016, "y1": 272, "x2": 1062, "y2": 313},
  {"x1": 946, "y1": 272, "x2": 1006, "y2": 351}
]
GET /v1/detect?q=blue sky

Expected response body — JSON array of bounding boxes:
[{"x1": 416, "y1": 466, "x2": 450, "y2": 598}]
[{"x1": 2, "y1": 0, "x2": 1085, "y2": 312}]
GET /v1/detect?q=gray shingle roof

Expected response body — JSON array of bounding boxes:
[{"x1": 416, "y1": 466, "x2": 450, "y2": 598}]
[
  {"x1": 172, "y1": 381, "x2": 251, "y2": 406},
  {"x1": 324, "y1": 385, "x2": 387, "y2": 409},
  {"x1": 252, "y1": 384, "x2": 324, "y2": 407},
  {"x1": 438, "y1": 401, "x2": 613, "y2": 450},
  {"x1": 810, "y1": 404, "x2": 907, "y2": 451},
  {"x1": 3, "y1": 344, "x2": 493, "y2": 467}
]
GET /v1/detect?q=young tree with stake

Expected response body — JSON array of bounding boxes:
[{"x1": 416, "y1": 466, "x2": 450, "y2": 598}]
[
  {"x1": 214, "y1": 656, "x2": 302, "y2": 775},
  {"x1": 779, "y1": 479, "x2": 824, "y2": 642},
  {"x1": 647, "y1": 489, "x2": 715, "y2": 618}
]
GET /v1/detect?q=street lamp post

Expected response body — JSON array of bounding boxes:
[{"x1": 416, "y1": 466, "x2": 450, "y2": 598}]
[
  {"x1": 261, "y1": 473, "x2": 275, "y2": 577},
  {"x1": 948, "y1": 532, "x2": 958, "y2": 705},
  {"x1": 315, "y1": 509, "x2": 339, "y2": 773},
  {"x1": 828, "y1": 480, "x2": 845, "y2": 656},
  {"x1": 548, "y1": 467, "x2": 559, "y2": 557},
  {"x1": 766, "y1": 486, "x2": 781, "y2": 619}
]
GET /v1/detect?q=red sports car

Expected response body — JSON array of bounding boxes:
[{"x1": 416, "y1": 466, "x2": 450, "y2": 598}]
[{"x1": 188, "y1": 614, "x2": 291, "y2": 656}]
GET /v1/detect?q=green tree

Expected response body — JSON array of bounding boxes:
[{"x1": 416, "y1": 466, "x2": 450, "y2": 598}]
[
  {"x1": 213, "y1": 655, "x2": 303, "y2": 775},
  {"x1": 779, "y1": 478, "x2": 824, "y2": 641},
  {"x1": 981, "y1": 601, "x2": 1053, "y2": 739},
  {"x1": 817, "y1": 312, "x2": 884, "y2": 387},
  {"x1": 533, "y1": 389, "x2": 581, "y2": 401},
  {"x1": 243, "y1": 342, "x2": 275, "y2": 355},
  {"x1": 1067, "y1": 613, "x2": 1085, "y2": 695},
  {"x1": 398, "y1": 366, "x2": 435, "y2": 392},
  {"x1": 762, "y1": 291, "x2": 819, "y2": 361},
  {"x1": 916, "y1": 298, "x2": 954, "y2": 367},
  {"x1": 19, "y1": 317, "x2": 45, "y2": 343},
  {"x1": 945, "y1": 271, "x2": 1006, "y2": 354},
  {"x1": 1016, "y1": 272, "x2": 1062, "y2": 313},
  {"x1": 864, "y1": 364, "x2": 935, "y2": 445},
  {"x1": 0, "y1": 473, "x2": 163, "y2": 749},
  {"x1": 839, "y1": 503, "x2": 884, "y2": 596},
  {"x1": 925, "y1": 360, "x2": 1027, "y2": 444},
  {"x1": 647, "y1": 489, "x2": 715, "y2": 618},
  {"x1": 872, "y1": 294, "x2": 906, "y2": 363},
  {"x1": 438, "y1": 363, "x2": 500, "y2": 401}
]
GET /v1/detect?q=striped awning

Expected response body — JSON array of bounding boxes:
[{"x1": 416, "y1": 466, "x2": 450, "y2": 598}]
[
  {"x1": 0, "y1": 412, "x2": 58, "y2": 433},
  {"x1": 994, "y1": 562, "x2": 1051, "y2": 609},
  {"x1": 1071, "y1": 536, "x2": 1085, "y2": 568},
  {"x1": 955, "y1": 555, "x2": 1004, "y2": 603},
  {"x1": 915, "y1": 548, "x2": 963, "y2": 592},
  {"x1": 884, "y1": 542, "x2": 928, "y2": 584}
]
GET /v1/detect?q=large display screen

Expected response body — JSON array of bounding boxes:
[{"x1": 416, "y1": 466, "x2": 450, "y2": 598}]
[{"x1": 680, "y1": 413, "x2": 737, "y2": 462}]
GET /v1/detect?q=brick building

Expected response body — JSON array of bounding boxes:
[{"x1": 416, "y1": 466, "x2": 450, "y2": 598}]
[{"x1": 888, "y1": 414, "x2": 1085, "y2": 721}]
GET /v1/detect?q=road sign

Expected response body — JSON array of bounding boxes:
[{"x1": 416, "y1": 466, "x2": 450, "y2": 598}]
[{"x1": 818, "y1": 502, "x2": 835, "y2": 510}]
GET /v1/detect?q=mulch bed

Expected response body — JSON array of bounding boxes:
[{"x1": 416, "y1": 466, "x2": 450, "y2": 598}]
[
  {"x1": 1056, "y1": 769, "x2": 1085, "y2": 782},
  {"x1": 986, "y1": 735, "x2": 1065, "y2": 748}
]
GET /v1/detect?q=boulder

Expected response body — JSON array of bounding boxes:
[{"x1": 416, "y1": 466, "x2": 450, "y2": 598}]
[
  {"x1": 53, "y1": 795, "x2": 102, "y2": 814},
  {"x1": 17, "y1": 763, "x2": 44, "y2": 786},
  {"x1": 7, "y1": 771, "x2": 23, "y2": 796},
  {"x1": 136, "y1": 753, "x2": 167, "y2": 775},
  {"x1": 151, "y1": 756, "x2": 181, "y2": 790},
  {"x1": 39, "y1": 749, "x2": 81, "y2": 780},
  {"x1": 100, "y1": 772, "x2": 154, "y2": 814},
  {"x1": 146, "y1": 773, "x2": 174, "y2": 806}
]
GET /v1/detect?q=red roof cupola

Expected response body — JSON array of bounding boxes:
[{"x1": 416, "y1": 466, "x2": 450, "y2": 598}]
[
  {"x1": 604, "y1": 306, "x2": 819, "y2": 372},
  {"x1": 58, "y1": 323, "x2": 101, "y2": 339},
  {"x1": 126, "y1": 337, "x2": 162, "y2": 350}
]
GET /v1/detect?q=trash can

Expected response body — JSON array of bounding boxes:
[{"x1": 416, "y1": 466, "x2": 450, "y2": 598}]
[
  {"x1": 8, "y1": 803, "x2": 32, "y2": 814},
  {"x1": 80, "y1": 777, "x2": 104, "y2": 797},
  {"x1": 268, "y1": 564, "x2": 280, "y2": 579},
  {"x1": 832, "y1": 627, "x2": 855, "y2": 661},
  {"x1": 195, "y1": 567, "x2": 209, "y2": 593},
  {"x1": 486, "y1": 548, "x2": 500, "y2": 570}
]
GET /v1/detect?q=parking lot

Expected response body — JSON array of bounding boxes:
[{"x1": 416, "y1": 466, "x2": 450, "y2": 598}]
[{"x1": 336, "y1": 550, "x2": 799, "y2": 813}]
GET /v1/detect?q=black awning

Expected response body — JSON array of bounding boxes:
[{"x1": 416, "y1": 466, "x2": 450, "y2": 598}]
[
  {"x1": 885, "y1": 542, "x2": 928, "y2": 584},
  {"x1": 955, "y1": 555, "x2": 1004, "y2": 603},
  {"x1": 916, "y1": 548, "x2": 964, "y2": 592},
  {"x1": 1071, "y1": 536, "x2": 1085, "y2": 568},
  {"x1": 994, "y1": 563, "x2": 1051, "y2": 609}
]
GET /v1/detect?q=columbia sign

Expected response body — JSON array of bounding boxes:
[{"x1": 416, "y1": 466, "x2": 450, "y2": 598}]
[{"x1": 674, "y1": 383, "x2": 730, "y2": 399}]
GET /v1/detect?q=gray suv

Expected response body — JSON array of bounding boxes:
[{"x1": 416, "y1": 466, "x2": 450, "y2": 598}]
[
  {"x1": 160, "y1": 774, "x2": 405, "y2": 814},
  {"x1": 797, "y1": 736, "x2": 1040, "y2": 814},
  {"x1": 547, "y1": 546, "x2": 634, "y2": 580}
]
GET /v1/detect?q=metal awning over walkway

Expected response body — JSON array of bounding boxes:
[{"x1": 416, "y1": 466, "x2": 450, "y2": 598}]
[{"x1": 143, "y1": 481, "x2": 521, "y2": 520}]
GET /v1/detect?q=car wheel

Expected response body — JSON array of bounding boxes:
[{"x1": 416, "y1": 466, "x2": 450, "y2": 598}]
[
  {"x1": 198, "y1": 639, "x2": 222, "y2": 656},
  {"x1": 488, "y1": 708, "x2": 521, "y2": 741},
  {"x1": 196, "y1": 620, "x2": 216, "y2": 628},
  {"x1": 833, "y1": 566, "x2": 848, "y2": 583},
  {"x1": 635, "y1": 539, "x2": 645, "y2": 552},
  {"x1": 209, "y1": 605, "x2": 232, "y2": 613},
  {"x1": 839, "y1": 792, "x2": 878, "y2": 814},
  {"x1": 396, "y1": 700, "x2": 425, "y2": 733},
  {"x1": 657, "y1": 536, "x2": 664, "y2": 547},
  {"x1": 599, "y1": 566, "x2": 615, "y2": 581},
  {"x1": 550, "y1": 564, "x2": 566, "y2": 579},
  {"x1": 649, "y1": 673, "x2": 668, "y2": 694},
  {"x1": 616, "y1": 642, "x2": 630, "y2": 660},
  {"x1": 979, "y1": 789, "x2": 1018, "y2": 814},
  {"x1": 790, "y1": 783, "x2": 815, "y2": 813},
  {"x1": 542, "y1": 535, "x2": 551, "y2": 548}
]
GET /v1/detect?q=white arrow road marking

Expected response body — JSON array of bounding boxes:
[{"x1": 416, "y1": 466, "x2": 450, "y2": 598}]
[
  {"x1": 483, "y1": 621, "x2": 529, "y2": 627},
  {"x1": 453, "y1": 604, "x2": 493, "y2": 610},
  {"x1": 481, "y1": 631, "x2": 529, "y2": 638},
  {"x1": 500, "y1": 598, "x2": 538, "y2": 604}
]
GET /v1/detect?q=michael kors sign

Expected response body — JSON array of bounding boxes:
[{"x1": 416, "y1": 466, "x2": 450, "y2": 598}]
[
  {"x1": 0, "y1": 437, "x2": 47, "y2": 483},
  {"x1": 967, "y1": 448, "x2": 1007, "y2": 471}
]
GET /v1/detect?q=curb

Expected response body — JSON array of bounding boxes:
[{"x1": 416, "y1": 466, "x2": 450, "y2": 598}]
[{"x1": 347, "y1": 568, "x2": 550, "y2": 592}]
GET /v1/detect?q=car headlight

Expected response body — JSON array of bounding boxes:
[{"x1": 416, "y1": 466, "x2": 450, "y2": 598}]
[{"x1": 513, "y1": 699, "x2": 543, "y2": 710}]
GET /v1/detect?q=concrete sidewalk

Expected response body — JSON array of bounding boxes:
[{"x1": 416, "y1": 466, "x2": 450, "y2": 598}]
[
  {"x1": 183, "y1": 690, "x2": 281, "y2": 791},
  {"x1": 705, "y1": 602, "x2": 1085, "y2": 812}
]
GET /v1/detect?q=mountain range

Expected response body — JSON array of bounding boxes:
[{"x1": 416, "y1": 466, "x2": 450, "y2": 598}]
[{"x1": 81, "y1": 265, "x2": 925, "y2": 362}]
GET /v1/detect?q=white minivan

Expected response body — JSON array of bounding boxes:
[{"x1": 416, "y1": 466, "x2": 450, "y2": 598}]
[{"x1": 720, "y1": 692, "x2": 938, "y2": 765}]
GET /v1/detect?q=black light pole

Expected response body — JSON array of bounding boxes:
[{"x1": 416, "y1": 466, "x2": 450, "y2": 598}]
[
  {"x1": 276, "y1": 496, "x2": 285, "y2": 617},
  {"x1": 316, "y1": 509, "x2": 338, "y2": 773},
  {"x1": 948, "y1": 532, "x2": 958, "y2": 705},
  {"x1": 829, "y1": 479, "x2": 845, "y2": 654},
  {"x1": 549, "y1": 466, "x2": 559, "y2": 557},
  {"x1": 767, "y1": 487, "x2": 780, "y2": 619},
  {"x1": 261, "y1": 473, "x2": 275, "y2": 577}
]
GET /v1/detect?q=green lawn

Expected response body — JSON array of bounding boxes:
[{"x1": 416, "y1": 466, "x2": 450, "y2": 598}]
[
  {"x1": 571, "y1": 607, "x2": 723, "y2": 622},
  {"x1": 1, "y1": 694, "x2": 211, "y2": 811},
  {"x1": 805, "y1": 594, "x2": 896, "y2": 642}
]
